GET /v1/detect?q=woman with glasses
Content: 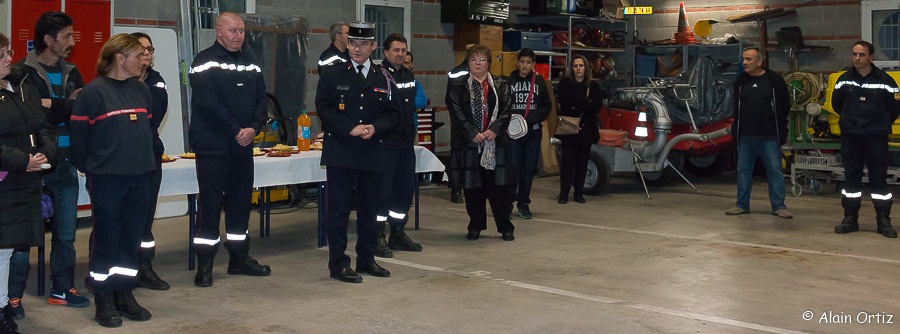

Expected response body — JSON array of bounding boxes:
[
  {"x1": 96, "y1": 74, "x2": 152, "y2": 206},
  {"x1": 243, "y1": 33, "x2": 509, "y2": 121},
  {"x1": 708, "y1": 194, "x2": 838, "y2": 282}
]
[
  {"x1": 556, "y1": 54, "x2": 602, "y2": 204},
  {"x1": 446, "y1": 44, "x2": 516, "y2": 241},
  {"x1": 0, "y1": 32, "x2": 58, "y2": 334},
  {"x1": 70, "y1": 33, "x2": 155, "y2": 328},
  {"x1": 129, "y1": 32, "x2": 170, "y2": 291}
]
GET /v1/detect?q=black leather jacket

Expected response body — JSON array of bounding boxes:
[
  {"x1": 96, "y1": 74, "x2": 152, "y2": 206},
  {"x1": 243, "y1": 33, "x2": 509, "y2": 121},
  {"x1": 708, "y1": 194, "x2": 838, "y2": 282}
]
[{"x1": 446, "y1": 73, "x2": 514, "y2": 188}]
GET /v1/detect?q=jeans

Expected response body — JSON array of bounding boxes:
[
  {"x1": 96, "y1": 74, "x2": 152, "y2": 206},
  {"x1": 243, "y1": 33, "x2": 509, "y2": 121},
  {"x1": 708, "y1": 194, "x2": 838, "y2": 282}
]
[
  {"x1": 9, "y1": 158, "x2": 79, "y2": 297},
  {"x1": 735, "y1": 137, "x2": 786, "y2": 212},
  {"x1": 1, "y1": 248, "x2": 12, "y2": 307},
  {"x1": 508, "y1": 127, "x2": 542, "y2": 207}
]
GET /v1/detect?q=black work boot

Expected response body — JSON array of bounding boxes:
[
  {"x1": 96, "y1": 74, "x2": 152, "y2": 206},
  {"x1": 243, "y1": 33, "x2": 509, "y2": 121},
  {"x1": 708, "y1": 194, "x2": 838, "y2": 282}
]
[
  {"x1": 835, "y1": 196, "x2": 862, "y2": 234},
  {"x1": 374, "y1": 221, "x2": 393, "y2": 258},
  {"x1": 0, "y1": 305, "x2": 20, "y2": 334},
  {"x1": 194, "y1": 252, "x2": 215, "y2": 287},
  {"x1": 226, "y1": 240, "x2": 271, "y2": 276},
  {"x1": 874, "y1": 198, "x2": 898, "y2": 238},
  {"x1": 451, "y1": 188, "x2": 464, "y2": 204},
  {"x1": 113, "y1": 290, "x2": 151, "y2": 321},
  {"x1": 94, "y1": 292, "x2": 122, "y2": 328},
  {"x1": 138, "y1": 248, "x2": 170, "y2": 290},
  {"x1": 388, "y1": 220, "x2": 423, "y2": 252}
]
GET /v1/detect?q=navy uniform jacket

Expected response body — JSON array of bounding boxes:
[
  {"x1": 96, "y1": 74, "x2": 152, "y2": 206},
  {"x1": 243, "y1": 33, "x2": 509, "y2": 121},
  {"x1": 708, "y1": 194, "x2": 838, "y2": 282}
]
[
  {"x1": 833, "y1": 65, "x2": 900, "y2": 136},
  {"x1": 316, "y1": 61, "x2": 400, "y2": 171},
  {"x1": 317, "y1": 44, "x2": 349, "y2": 74},
  {"x1": 188, "y1": 42, "x2": 267, "y2": 155},
  {"x1": 145, "y1": 67, "x2": 168, "y2": 159},
  {"x1": 380, "y1": 61, "x2": 418, "y2": 149}
]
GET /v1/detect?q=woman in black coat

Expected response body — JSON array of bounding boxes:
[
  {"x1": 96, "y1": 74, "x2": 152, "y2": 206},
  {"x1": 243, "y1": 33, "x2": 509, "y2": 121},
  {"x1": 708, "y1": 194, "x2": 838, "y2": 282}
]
[
  {"x1": 446, "y1": 44, "x2": 516, "y2": 241},
  {"x1": 0, "y1": 33, "x2": 58, "y2": 333},
  {"x1": 556, "y1": 55, "x2": 601, "y2": 204}
]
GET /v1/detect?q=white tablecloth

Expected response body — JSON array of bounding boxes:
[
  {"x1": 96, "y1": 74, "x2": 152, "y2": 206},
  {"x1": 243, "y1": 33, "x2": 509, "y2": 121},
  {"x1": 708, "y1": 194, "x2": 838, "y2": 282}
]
[{"x1": 78, "y1": 146, "x2": 444, "y2": 205}]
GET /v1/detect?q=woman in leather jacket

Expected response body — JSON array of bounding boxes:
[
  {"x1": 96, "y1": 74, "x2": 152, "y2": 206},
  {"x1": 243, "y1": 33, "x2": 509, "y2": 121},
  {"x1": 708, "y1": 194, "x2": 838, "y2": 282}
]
[
  {"x1": 555, "y1": 55, "x2": 601, "y2": 204},
  {"x1": 446, "y1": 44, "x2": 516, "y2": 241}
]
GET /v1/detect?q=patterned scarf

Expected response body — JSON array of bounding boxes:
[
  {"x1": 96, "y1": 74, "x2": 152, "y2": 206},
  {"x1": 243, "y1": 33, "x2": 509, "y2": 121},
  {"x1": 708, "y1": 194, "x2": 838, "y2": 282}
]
[{"x1": 468, "y1": 74, "x2": 499, "y2": 170}]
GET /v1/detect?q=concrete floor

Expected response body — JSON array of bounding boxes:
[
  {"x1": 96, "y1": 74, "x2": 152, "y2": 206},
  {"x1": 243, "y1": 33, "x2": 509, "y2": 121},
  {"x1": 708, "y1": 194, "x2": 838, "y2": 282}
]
[{"x1": 12, "y1": 172, "x2": 900, "y2": 334}]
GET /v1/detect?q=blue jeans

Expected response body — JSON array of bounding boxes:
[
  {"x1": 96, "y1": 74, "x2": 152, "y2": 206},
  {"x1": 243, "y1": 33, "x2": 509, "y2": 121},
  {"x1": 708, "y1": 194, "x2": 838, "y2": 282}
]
[
  {"x1": 735, "y1": 137, "x2": 786, "y2": 212},
  {"x1": 9, "y1": 158, "x2": 79, "y2": 297},
  {"x1": 508, "y1": 127, "x2": 542, "y2": 207}
]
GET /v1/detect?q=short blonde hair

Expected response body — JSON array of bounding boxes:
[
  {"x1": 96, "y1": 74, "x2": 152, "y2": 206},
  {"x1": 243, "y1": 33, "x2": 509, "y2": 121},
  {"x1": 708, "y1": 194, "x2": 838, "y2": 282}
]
[{"x1": 96, "y1": 33, "x2": 142, "y2": 77}]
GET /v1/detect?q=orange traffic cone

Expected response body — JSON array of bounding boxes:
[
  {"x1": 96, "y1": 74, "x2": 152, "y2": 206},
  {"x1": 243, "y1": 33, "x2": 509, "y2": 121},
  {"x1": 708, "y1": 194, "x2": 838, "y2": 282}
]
[{"x1": 674, "y1": 2, "x2": 695, "y2": 44}]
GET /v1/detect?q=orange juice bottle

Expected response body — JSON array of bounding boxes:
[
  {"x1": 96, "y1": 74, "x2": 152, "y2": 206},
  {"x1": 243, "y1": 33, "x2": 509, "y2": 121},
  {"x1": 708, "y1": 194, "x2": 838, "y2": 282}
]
[{"x1": 297, "y1": 110, "x2": 311, "y2": 151}]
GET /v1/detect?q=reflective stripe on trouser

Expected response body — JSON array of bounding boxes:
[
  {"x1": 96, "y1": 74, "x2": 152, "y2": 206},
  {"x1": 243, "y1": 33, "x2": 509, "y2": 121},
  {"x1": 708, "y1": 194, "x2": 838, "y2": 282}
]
[
  {"x1": 84, "y1": 173, "x2": 152, "y2": 293},
  {"x1": 194, "y1": 154, "x2": 254, "y2": 256},
  {"x1": 377, "y1": 147, "x2": 415, "y2": 228},
  {"x1": 140, "y1": 161, "x2": 163, "y2": 262},
  {"x1": 841, "y1": 134, "x2": 889, "y2": 195}
]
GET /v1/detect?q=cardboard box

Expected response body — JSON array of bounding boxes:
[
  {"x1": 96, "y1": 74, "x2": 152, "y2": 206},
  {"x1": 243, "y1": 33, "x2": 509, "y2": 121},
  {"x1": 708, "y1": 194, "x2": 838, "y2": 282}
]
[
  {"x1": 603, "y1": 0, "x2": 630, "y2": 19},
  {"x1": 454, "y1": 23, "x2": 503, "y2": 52}
]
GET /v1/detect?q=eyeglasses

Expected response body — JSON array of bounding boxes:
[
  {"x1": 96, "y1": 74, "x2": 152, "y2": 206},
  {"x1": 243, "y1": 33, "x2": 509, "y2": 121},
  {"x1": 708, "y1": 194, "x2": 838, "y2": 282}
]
[
  {"x1": 470, "y1": 57, "x2": 487, "y2": 63},
  {"x1": 0, "y1": 49, "x2": 13, "y2": 61},
  {"x1": 142, "y1": 46, "x2": 155, "y2": 54},
  {"x1": 227, "y1": 28, "x2": 245, "y2": 35}
]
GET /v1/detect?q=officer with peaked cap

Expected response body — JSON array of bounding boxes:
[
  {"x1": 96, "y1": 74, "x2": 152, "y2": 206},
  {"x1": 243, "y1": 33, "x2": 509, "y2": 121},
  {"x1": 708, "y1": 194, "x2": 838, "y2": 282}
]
[{"x1": 315, "y1": 21, "x2": 400, "y2": 283}]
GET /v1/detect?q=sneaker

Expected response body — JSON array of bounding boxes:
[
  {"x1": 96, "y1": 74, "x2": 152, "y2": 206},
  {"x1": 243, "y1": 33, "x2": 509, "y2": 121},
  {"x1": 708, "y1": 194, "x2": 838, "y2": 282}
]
[
  {"x1": 773, "y1": 209, "x2": 793, "y2": 219},
  {"x1": 8, "y1": 298, "x2": 24, "y2": 320},
  {"x1": 48, "y1": 288, "x2": 91, "y2": 308},
  {"x1": 725, "y1": 206, "x2": 749, "y2": 215},
  {"x1": 517, "y1": 205, "x2": 533, "y2": 219}
]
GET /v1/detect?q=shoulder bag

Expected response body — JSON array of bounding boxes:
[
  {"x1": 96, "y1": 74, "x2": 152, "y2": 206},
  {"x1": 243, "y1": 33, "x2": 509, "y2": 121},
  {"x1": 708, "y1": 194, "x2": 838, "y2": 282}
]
[
  {"x1": 507, "y1": 74, "x2": 536, "y2": 140},
  {"x1": 554, "y1": 85, "x2": 588, "y2": 136}
]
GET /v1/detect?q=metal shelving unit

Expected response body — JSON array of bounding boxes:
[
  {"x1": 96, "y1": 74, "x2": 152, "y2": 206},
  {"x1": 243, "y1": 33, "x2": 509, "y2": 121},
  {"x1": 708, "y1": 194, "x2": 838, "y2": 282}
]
[{"x1": 517, "y1": 14, "x2": 632, "y2": 86}]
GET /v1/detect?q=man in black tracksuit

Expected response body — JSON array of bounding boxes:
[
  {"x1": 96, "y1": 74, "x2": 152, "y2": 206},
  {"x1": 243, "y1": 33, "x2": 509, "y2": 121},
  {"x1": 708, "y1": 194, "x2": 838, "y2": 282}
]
[
  {"x1": 506, "y1": 48, "x2": 551, "y2": 219},
  {"x1": 316, "y1": 21, "x2": 399, "y2": 283},
  {"x1": 832, "y1": 41, "x2": 900, "y2": 238},
  {"x1": 189, "y1": 13, "x2": 271, "y2": 287},
  {"x1": 373, "y1": 33, "x2": 422, "y2": 258}
]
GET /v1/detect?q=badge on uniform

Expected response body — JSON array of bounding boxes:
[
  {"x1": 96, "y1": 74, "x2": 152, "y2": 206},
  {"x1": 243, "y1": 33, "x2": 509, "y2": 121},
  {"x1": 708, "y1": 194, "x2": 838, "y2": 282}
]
[
  {"x1": 895, "y1": 92, "x2": 900, "y2": 101},
  {"x1": 130, "y1": 114, "x2": 138, "y2": 121},
  {"x1": 860, "y1": 96, "x2": 867, "y2": 101},
  {"x1": 339, "y1": 95, "x2": 345, "y2": 110}
]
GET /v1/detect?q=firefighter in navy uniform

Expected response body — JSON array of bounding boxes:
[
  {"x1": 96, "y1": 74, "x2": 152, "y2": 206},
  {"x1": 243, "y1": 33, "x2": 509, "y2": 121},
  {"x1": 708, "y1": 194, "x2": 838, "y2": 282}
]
[
  {"x1": 316, "y1": 21, "x2": 400, "y2": 283},
  {"x1": 373, "y1": 33, "x2": 422, "y2": 258},
  {"x1": 833, "y1": 40, "x2": 900, "y2": 238},
  {"x1": 317, "y1": 22, "x2": 349, "y2": 73},
  {"x1": 188, "y1": 12, "x2": 271, "y2": 288}
]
